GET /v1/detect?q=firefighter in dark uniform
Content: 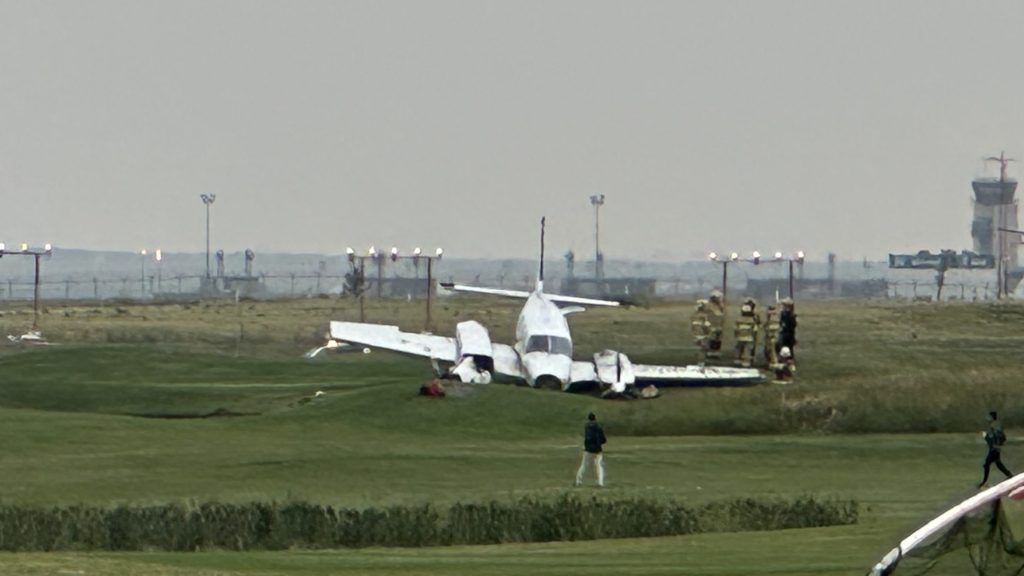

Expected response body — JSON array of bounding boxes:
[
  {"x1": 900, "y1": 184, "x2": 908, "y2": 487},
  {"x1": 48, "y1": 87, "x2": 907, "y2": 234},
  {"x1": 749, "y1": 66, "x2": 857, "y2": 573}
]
[
  {"x1": 777, "y1": 297, "x2": 797, "y2": 359},
  {"x1": 762, "y1": 304, "x2": 780, "y2": 367}
]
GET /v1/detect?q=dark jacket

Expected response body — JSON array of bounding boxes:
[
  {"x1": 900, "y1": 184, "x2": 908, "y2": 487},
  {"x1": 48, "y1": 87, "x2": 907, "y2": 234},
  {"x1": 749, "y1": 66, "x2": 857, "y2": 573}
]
[
  {"x1": 779, "y1": 309, "x2": 797, "y2": 347},
  {"x1": 986, "y1": 421, "x2": 1007, "y2": 451},
  {"x1": 584, "y1": 421, "x2": 607, "y2": 453}
]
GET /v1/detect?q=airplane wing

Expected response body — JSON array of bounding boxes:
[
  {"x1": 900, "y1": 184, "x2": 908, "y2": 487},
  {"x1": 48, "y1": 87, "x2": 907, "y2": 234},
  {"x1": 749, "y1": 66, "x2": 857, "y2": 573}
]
[
  {"x1": 631, "y1": 363, "x2": 764, "y2": 385},
  {"x1": 329, "y1": 321, "x2": 457, "y2": 361},
  {"x1": 440, "y1": 283, "x2": 531, "y2": 299},
  {"x1": 328, "y1": 321, "x2": 528, "y2": 382},
  {"x1": 569, "y1": 351, "x2": 762, "y2": 394}
]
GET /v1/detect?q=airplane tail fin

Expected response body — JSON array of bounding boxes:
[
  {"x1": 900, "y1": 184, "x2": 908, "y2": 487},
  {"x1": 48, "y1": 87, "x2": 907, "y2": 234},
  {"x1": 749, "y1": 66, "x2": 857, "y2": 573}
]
[{"x1": 538, "y1": 216, "x2": 545, "y2": 291}]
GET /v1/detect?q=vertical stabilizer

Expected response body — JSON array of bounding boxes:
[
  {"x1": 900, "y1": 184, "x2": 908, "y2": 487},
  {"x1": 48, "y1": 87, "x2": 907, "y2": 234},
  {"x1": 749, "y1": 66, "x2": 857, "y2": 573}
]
[{"x1": 537, "y1": 217, "x2": 546, "y2": 291}]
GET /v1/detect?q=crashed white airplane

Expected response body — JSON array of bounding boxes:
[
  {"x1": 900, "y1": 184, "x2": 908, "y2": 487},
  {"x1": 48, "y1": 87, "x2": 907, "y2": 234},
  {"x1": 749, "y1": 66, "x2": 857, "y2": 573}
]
[
  {"x1": 313, "y1": 219, "x2": 762, "y2": 394},
  {"x1": 311, "y1": 218, "x2": 762, "y2": 395}
]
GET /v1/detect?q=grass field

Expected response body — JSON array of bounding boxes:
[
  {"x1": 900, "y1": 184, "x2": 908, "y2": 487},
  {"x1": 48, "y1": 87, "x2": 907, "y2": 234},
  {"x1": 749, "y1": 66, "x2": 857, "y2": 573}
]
[{"x1": 0, "y1": 295, "x2": 1021, "y2": 574}]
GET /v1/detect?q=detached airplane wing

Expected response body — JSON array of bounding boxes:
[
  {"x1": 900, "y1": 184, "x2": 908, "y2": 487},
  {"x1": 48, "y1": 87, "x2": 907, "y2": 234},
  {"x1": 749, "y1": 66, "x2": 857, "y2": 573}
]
[
  {"x1": 568, "y1": 351, "x2": 762, "y2": 394},
  {"x1": 329, "y1": 321, "x2": 457, "y2": 361},
  {"x1": 631, "y1": 363, "x2": 764, "y2": 385}
]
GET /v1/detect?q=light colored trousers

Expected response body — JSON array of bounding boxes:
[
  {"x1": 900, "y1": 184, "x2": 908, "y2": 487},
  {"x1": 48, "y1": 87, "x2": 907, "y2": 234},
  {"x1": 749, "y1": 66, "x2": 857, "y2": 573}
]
[{"x1": 575, "y1": 451, "x2": 605, "y2": 487}]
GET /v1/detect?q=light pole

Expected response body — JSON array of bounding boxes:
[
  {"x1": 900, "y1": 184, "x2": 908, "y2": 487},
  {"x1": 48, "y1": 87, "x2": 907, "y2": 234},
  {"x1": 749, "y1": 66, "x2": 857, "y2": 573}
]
[
  {"x1": 369, "y1": 246, "x2": 383, "y2": 298},
  {"x1": 590, "y1": 194, "x2": 605, "y2": 282},
  {"x1": 0, "y1": 243, "x2": 53, "y2": 330},
  {"x1": 200, "y1": 194, "x2": 216, "y2": 279},
  {"x1": 155, "y1": 249, "x2": 163, "y2": 293},
  {"x1": 139, "y1": 249, "x2": 148, "y2": 297}
]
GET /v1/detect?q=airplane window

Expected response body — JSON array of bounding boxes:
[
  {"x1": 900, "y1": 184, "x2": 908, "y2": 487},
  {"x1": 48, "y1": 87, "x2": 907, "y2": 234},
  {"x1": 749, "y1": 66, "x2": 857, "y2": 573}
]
[
  {"x1": 525, "y1": 335, "x2": 549, "y2": 354},
  {"x1": 526, "y1": 335, "x2": 572, "y2": 356},
  {"x1": 550, "y1": 336, "x2": 573, "y2": 357}
]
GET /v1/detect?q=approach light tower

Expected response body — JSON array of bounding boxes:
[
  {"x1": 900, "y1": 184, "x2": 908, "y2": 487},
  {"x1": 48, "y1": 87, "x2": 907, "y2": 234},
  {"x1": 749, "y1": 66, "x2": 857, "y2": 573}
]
[
  {"x1": 0, "y1": 243, "x2": 53, "y2": 329},
  {"x1": 200, "y1": 194, "x2": 216, "y2": 279},
  {"x1": 590, "y1": 194, "x2": 605, "y2": 281}
]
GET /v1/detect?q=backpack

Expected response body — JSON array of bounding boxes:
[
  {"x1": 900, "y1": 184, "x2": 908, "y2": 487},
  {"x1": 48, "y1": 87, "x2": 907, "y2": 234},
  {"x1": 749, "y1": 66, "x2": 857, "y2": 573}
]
[{"x1": 996, "y1": 428, "x2": 1007, "y2": 446}]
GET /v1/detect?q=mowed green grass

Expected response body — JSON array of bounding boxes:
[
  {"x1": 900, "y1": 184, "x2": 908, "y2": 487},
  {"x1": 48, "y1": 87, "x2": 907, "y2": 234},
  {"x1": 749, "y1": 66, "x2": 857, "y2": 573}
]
[{"x1": 0, "y1": 296, "x2": 1022, "y2": 574}]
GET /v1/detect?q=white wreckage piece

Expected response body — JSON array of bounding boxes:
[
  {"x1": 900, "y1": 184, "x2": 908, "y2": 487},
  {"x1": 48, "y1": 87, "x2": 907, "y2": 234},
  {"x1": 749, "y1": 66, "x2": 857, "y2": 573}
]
[
  {"x1": 7, "y1": 330, "x2": 48, "y2": 345},
  {"x1": 868, "y1": 473, "x2": 1024, "y2": 575},
  {"x1": 303, "y1": 338, "x2": 366, "y2": 359}
]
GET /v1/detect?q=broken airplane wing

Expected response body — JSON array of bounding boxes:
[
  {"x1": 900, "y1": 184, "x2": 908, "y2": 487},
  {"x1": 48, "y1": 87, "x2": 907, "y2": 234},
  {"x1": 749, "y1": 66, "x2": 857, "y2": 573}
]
[
  {"x1": 630, "y1": 363, "x2": 763, "y2": 386},
  {"x1": 325, "y1": 320, "x2": 526, "y2": 383},
  {"x1": 328, "y1": 321, "x2": 458, "y2": 361}
]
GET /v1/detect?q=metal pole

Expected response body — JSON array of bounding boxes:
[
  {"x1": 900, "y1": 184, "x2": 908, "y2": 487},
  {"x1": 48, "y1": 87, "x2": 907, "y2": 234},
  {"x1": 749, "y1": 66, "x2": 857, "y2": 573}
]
[
  {"x1": 721, "y1": 262, "x2": 728, "y2": 306},
  {"x1": 205, "y1": 203, "x2": 211, "y2": 279},
  {"x1": 788, "y1": 260, "x2": 794, "y2": 299},
  {"x1": 376, "y1": 258, "x2": 383, "y2": 298},
  {"x1": 594, "y1": 203, "x2": 600, "y2": 281},
  {"x1": 33, "y1": 254, "x2": 40, "y2": 329},
  {"x1": 358, "y1": 259, "x2": 366, "y2": 322},
  {"x1": 426, "y1": 257, "x2": 433, "y2": 331},
  {"x1": 140, "y1": 254, "x2": 146, "y2": 297}
]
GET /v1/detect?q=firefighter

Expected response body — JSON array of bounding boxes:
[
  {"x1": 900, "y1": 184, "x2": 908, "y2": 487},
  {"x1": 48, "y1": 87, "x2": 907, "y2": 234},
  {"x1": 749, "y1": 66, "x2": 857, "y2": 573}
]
[
  {"x1": 773, "y1": 346, "x2": 796, "y2": 383},
  {"x1": 762, "y1": 304, "x2": 780, "y2": 367},
  {"x1": 777, "y1": 297, "x2": 797, "y2": 359},
  {"x1": 706, "y1": 290, "x2": 725, "y2": 360},
  {"x1": 733, "y1": 297, "x2": 760, "y2": 367},
  {"x1": 690, "y1": 299, "x2": 712, "y2": 364}
]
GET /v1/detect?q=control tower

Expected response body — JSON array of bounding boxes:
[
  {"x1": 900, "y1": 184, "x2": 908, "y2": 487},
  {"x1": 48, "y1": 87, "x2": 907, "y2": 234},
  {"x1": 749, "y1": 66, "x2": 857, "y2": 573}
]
[{"x1": 971, "y1": 152, "x2": 1019, "y2": 272}]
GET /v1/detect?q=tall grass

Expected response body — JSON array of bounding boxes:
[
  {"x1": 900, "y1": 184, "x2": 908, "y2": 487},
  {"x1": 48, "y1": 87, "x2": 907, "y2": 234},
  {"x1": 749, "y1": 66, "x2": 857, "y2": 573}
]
[{"x1": 0, "y1": 494, "x2": 856, "y2": 551}]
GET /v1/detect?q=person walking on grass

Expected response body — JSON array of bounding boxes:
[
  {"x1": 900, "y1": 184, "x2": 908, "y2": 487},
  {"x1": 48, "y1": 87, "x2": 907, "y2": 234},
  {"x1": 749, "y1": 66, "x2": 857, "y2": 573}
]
[
  {"x1": 979, "y1": 411, "x2": 1013, "y2": 488},
  {"x1": 575, "y1": 412, "x2": 607, "y2": 487}
]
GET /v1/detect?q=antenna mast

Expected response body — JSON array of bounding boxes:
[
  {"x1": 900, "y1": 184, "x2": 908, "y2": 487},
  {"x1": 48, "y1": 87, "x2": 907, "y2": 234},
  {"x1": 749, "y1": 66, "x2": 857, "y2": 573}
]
[{"x1": 985, "y1": 151, "x2": 1015, "y2": 183}]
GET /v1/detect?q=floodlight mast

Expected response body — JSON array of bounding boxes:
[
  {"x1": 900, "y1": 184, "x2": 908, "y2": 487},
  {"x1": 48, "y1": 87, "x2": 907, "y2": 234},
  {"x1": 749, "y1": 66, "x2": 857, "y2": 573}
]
[
  {"x1": 155, "y1": 249, "x2": 163, "y2": 293},
  {"x1": 200, "y1": 194, "x2": 216, "y2": 279},
  {"x1": 589, "y1": 195, "x2": 605, "y2": 281},
  {"x1": 139, "y1": 249, "x2": 148, "y2": 297}
]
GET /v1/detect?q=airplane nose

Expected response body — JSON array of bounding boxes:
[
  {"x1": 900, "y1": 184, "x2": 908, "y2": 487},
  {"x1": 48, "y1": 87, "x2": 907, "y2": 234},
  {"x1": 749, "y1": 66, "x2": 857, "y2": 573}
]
[
  {"x1": 523, "y1": 353, "x2": 571, "y2": 391},
  {"x1": 533, "y1": 374, "x2": 563, "y2": 390}
]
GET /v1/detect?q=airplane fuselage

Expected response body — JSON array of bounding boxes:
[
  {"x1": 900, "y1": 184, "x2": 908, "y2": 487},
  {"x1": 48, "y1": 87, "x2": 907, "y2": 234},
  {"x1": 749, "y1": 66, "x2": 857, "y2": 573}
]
[{"x1": 514, "y1": 283, "x2": 574, "y2": 388}]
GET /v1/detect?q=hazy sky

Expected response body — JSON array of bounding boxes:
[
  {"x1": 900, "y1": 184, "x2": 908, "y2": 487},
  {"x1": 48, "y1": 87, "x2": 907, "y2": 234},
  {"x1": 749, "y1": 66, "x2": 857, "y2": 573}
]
[{"x1": 2, "y1": 1, "x2": 1023, "y2": 261}]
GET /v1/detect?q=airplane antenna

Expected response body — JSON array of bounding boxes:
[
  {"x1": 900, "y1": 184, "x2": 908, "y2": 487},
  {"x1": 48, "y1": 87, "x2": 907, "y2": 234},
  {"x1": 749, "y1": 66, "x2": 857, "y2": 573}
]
[{"x1": 539, "y1": 216, "x2": 545, "y2": 282}]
